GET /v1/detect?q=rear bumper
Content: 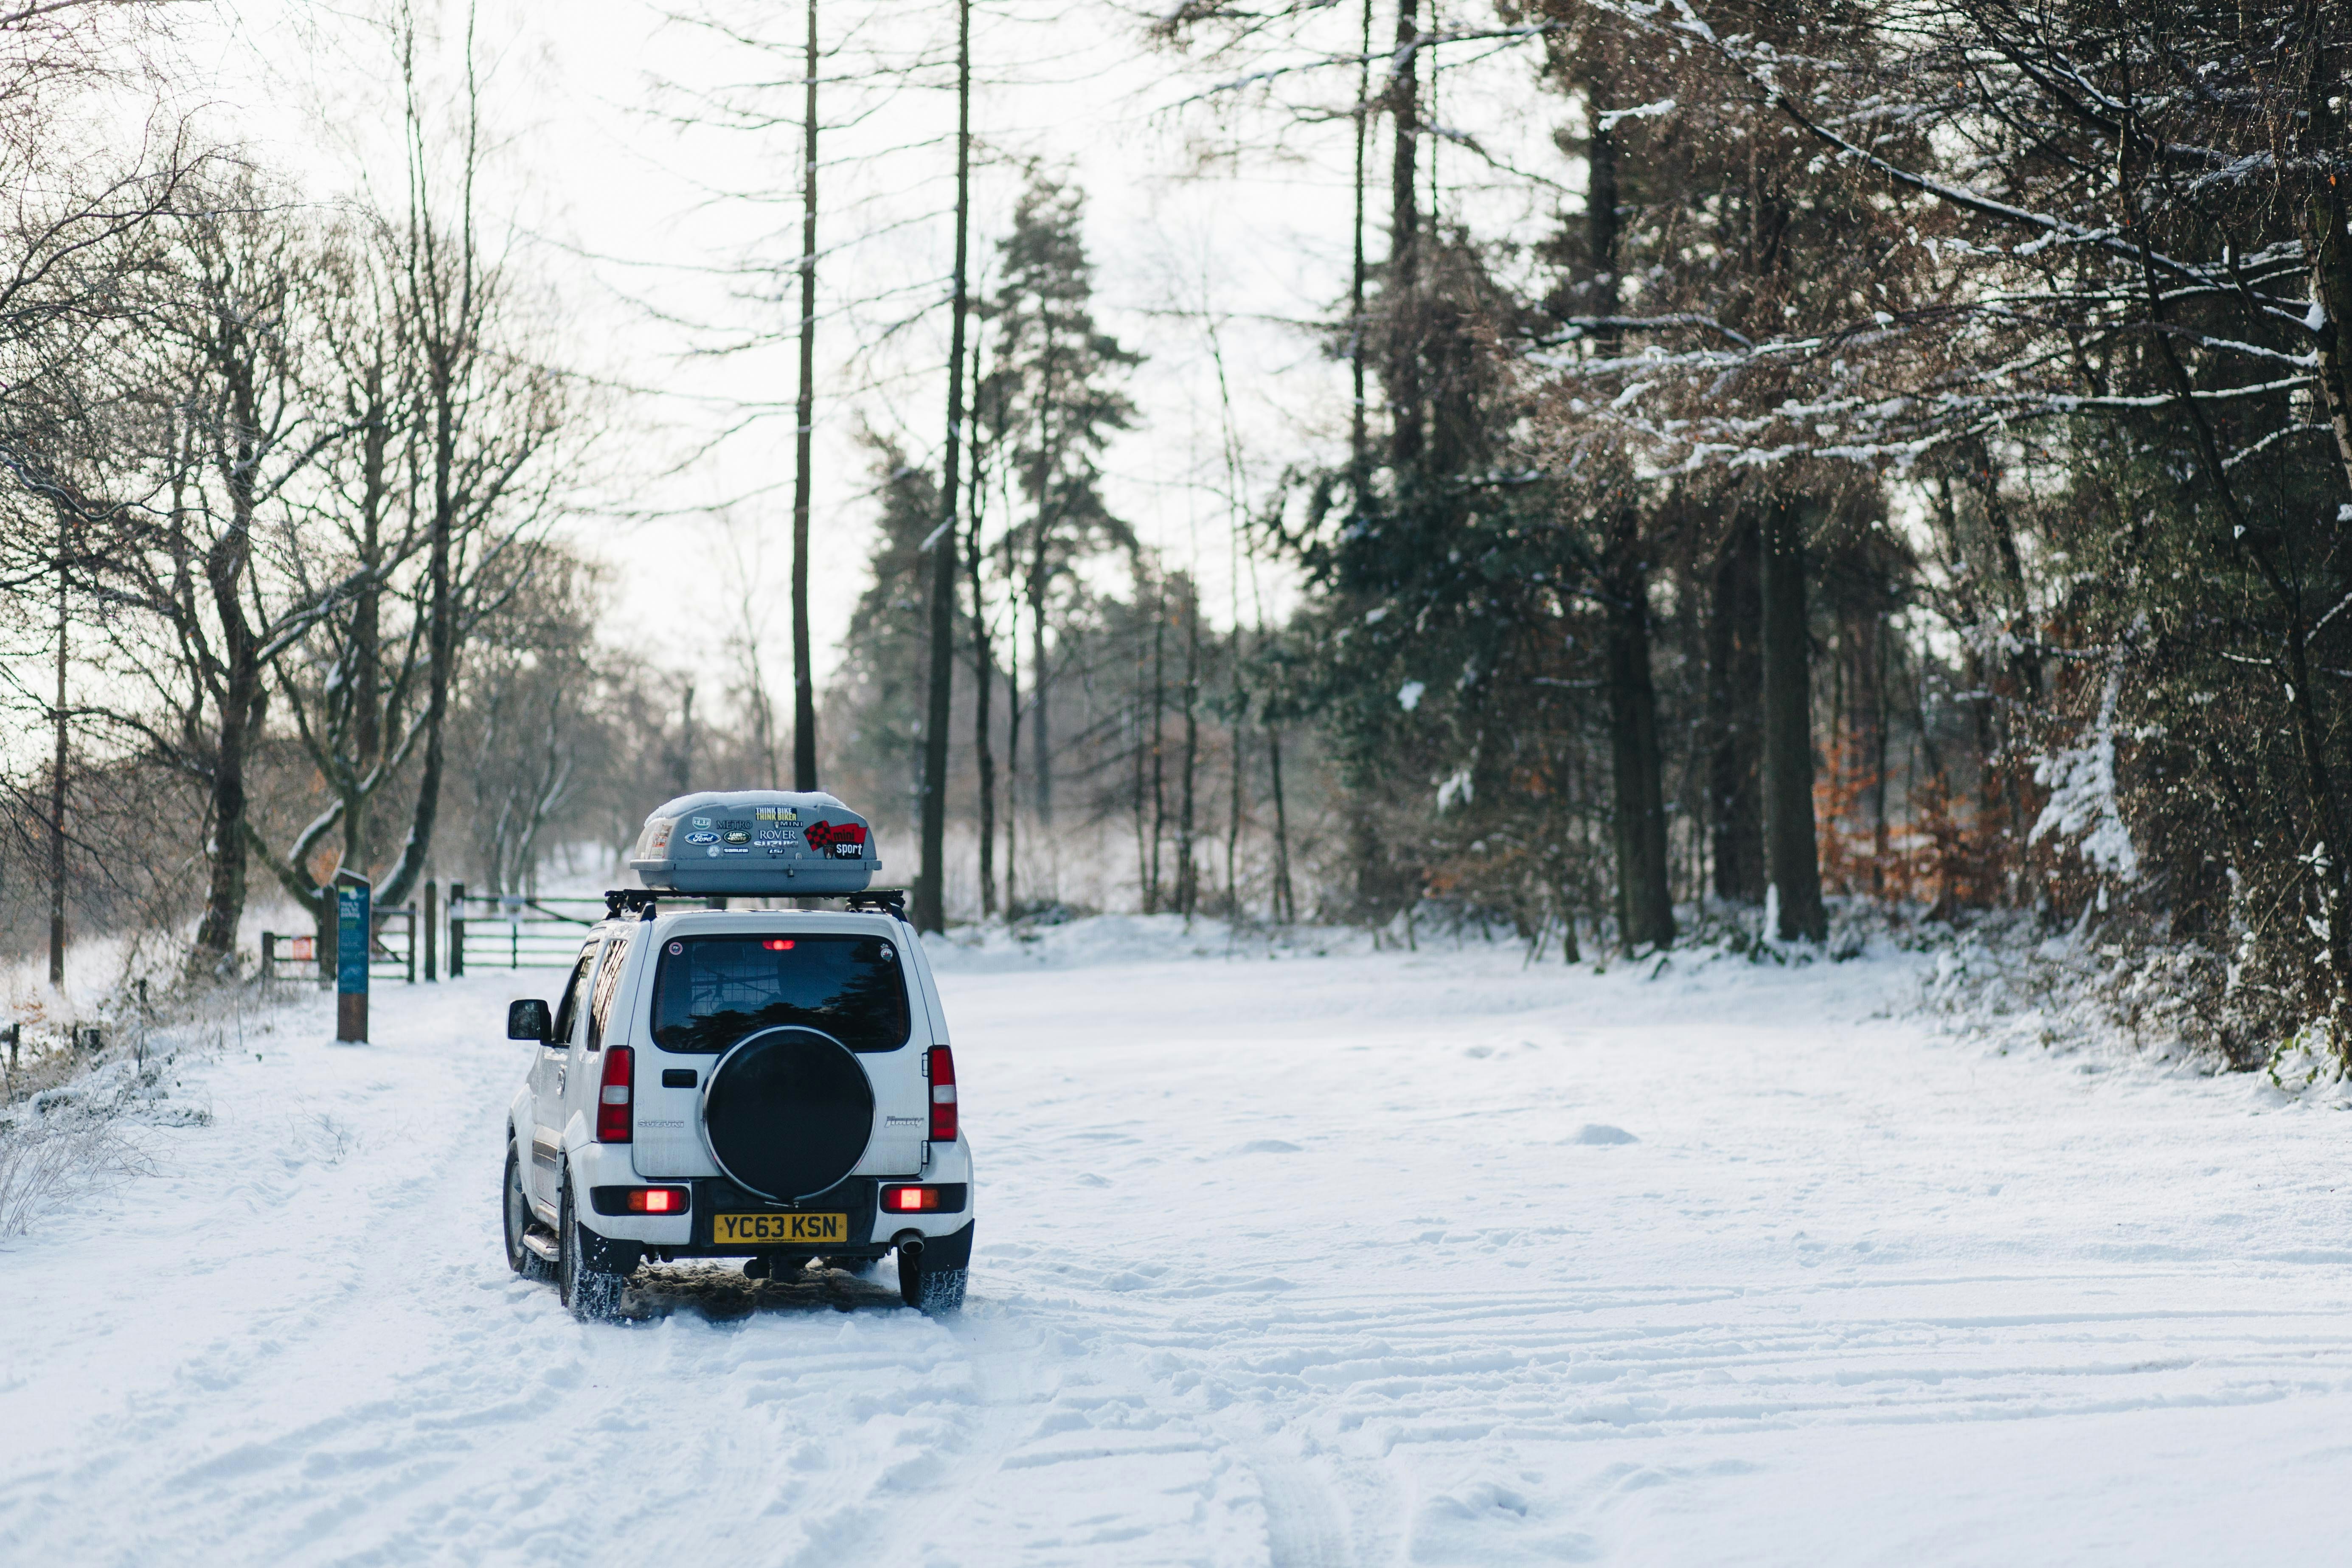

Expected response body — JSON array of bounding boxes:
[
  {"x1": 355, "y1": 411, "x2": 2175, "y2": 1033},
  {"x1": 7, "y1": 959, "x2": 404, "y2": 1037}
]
[{"x1": 580, "y1": 1171, "x2": 975, "y2": 1258}]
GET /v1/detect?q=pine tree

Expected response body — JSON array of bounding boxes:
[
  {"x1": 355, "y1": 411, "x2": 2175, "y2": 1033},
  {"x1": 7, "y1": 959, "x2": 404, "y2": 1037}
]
[{"x1": 977, "y1": 172, "x2": 1142, "y2": 829}]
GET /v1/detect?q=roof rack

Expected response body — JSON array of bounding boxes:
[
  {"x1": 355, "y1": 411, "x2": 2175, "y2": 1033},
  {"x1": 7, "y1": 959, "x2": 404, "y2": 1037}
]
[{"x1": 601, "y1": 887, "x2": 909, "y2": 920}]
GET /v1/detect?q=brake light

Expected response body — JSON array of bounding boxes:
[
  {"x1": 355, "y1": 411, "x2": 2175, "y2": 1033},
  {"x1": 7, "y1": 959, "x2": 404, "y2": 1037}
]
[
  {"x1": 882, "y1": 1184, "x2": 941, "y2": 1212},
  {"x1": 597, "y1": 1045, "x2": 634, "y2": 1142},
  {"x1": 626, "y1": 1186, "x2": 688, "y2": 1214},
  {"x1": 762, "y1": 939, "x2": 795, "y2": 951},
  {"x1": 927, "y1": 1045, "x2": 957, "y2": 1141}
]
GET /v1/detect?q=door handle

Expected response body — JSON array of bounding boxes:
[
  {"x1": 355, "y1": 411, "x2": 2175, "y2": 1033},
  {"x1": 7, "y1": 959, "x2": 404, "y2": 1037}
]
[{"x1": 556, "y1": 1065, "x2": 567, "y2": 1093}]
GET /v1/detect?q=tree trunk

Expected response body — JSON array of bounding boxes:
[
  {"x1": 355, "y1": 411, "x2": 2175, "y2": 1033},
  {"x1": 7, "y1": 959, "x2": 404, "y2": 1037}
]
[
  {"x1": 1707, "y1": 511, "x2": 1766, "y2": 902},
  {"x1": 48, "y1": 527, "x2": 67, "y2": 987},
  {"x1": 2308, "y1": 173, "x2": 2352, "y2": 500},
  {"x1": 1029, "y1": 551, "x2": 1052, "y2": 827},
  {"x1": 1225, "y1": 641, "x2": 1244, "y2": 916},
  {"x1": 1349, "y1": 0, "x2": 1372, "y2": 495},
  {"x1": 1267, "y1": 722, "x2": 1294, "y2": 923},
  {"x1": 1759, "y1": 495, "x2": 1827, "y2": 941},
  {"x1": 194, "y1": 410, "x2": 263, "y2": 969},
  {"x1": 790, "y1": 0, "x2": 821, "y2": 791},
  {"x1": 1177, "y1": 582, "x2": 1200, "y2": 918},
  {"x1": 914, "y1": 0, "x2": 972, "y2": 933},
  {"x1": 1386, "y1": 0, "x2": 1422, "y2": 470},
  {"x1": 1603, "y1": 506, "x2": 1674, "y2": 950},
  {"x1": 1149, "y1": 586, "x2": 1166, "y2": 913},
  {"x1": 1004, "y1": 570, "x2": 1022, "y2": 917},
  {"x1": 968, "y1": 389, "x2": 996, "y2": 920},
  {"x1": 1132, "y1": 599, "x2": 1149, "y2": 908},
  {"x1": 377, "y1": 391, "x2": 452, "y2": 915}
]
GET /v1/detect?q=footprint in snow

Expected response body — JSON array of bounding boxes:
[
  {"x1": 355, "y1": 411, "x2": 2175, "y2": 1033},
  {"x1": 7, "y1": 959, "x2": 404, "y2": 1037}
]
[
  {"x1": 1232, "y1": 1139, "x2": 1304, "y2": 1155},
  {"x1": 1565, "y1": 1124, "x2": 1637, "y2": 1146}
]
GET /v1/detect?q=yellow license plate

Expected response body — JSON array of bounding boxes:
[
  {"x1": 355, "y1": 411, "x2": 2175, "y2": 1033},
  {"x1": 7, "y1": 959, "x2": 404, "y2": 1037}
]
[{"x1": 714, "y1": 1211, "x2": 849, "y2": 1245}]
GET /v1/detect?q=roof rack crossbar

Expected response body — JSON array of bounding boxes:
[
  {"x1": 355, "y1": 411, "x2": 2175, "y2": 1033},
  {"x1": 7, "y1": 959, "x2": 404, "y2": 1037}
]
[{"x1": 601, "y1": 888, "x2": 909, "y2": 920}]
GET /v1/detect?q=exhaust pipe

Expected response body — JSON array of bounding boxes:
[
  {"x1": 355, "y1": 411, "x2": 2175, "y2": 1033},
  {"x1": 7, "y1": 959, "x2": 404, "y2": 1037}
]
[{"x1": 893, "y1": 1231, "x2": 925, "y2": 1260}]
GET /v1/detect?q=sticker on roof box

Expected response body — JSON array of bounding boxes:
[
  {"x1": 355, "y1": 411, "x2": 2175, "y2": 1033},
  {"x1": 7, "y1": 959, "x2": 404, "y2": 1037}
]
[
  {"x1": 755, "y1": 807, "x2": 798, "y2": 821},
  {"x1": 722, "y1": 830, "x2": 751, "y2": 844},
  {"x1": 683, "y1": 830, "x2": 719, "y2": 845},
  {"x1": 692, "y1": 816, "x2": 713, "y2": 828},
  {"x1": 804, "y1": 821, "x2": 866, "y2": 854}
]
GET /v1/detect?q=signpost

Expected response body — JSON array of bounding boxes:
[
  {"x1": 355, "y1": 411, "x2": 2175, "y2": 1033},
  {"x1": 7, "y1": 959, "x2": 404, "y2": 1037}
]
[{"x1": 335, "y1": 870, "x2": 371, "y2": 1044}]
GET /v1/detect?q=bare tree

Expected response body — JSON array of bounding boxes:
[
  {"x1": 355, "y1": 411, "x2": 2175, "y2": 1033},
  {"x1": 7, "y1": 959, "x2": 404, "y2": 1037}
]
[{"x1": 914, "y1": 0, "x2": 971, "y2": 933}]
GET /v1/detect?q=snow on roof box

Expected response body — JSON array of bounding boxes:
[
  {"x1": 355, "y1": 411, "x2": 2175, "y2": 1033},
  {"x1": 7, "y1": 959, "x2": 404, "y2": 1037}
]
[{"x1": 628, "y1": 790, "x2": 880, "y2": 895}]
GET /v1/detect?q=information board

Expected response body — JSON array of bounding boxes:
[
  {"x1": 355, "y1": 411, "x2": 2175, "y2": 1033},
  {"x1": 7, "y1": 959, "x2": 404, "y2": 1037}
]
[{"x1": 335, "y1": 872, "x2": 370, "y2": 1043}]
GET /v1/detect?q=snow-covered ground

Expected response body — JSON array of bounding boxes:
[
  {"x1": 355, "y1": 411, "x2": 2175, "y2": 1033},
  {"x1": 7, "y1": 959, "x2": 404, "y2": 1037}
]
[{"x1": 7, "y1": 922, "x2": 2352, "y2": 1565}]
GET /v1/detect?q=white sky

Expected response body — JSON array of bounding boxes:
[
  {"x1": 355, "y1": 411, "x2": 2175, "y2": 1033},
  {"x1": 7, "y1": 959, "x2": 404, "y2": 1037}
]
[{"x1": 185, "y1": 0, "x2": 1580, "y2": 696}]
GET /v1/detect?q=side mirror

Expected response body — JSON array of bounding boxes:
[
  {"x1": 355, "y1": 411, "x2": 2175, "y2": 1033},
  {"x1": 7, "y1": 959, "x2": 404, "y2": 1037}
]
[{"x1": 507, "y1": 998, "x2": 552, "y2": 1043}]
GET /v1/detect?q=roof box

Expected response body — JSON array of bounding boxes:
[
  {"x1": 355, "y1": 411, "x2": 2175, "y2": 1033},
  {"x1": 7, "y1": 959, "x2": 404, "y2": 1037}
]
[{"x1": 628, "y1": 790, "x2": 880, "y2": 895}]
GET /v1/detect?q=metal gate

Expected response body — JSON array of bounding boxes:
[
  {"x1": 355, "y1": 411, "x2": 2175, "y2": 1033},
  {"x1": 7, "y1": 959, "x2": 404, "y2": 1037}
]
[
  {"x1": 446, "y1": 885, "x2": 605, "y2": 972},
  {"x1": 261, "y1": 906, "x2": 420, "y2": 984}
]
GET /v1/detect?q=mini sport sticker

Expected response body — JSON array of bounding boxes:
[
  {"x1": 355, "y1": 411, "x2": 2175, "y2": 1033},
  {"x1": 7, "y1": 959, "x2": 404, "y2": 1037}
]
[{"x1": 804, "y1": 821, "x2": 867, "y2": 858}]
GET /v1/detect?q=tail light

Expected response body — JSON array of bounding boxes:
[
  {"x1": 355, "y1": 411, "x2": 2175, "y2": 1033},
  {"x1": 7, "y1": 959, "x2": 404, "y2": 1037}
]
[
  {"x1": 883, "y1": 1184, "x2": 941, "y2": 1212},
  {"x1": 597, "y1": 1045, "x2": 634, "y2": 1142},
  {"x1": 626, "y1": 1186, "x2": 687, "y2": 1214},
  {"x1": 927, "y1": 1045, "x2": 957, "y2": 1141}
]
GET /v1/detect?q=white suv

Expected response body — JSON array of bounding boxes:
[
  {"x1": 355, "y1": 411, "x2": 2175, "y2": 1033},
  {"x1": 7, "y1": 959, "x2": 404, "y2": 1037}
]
[{"x1": 500, "y1": 890, "x2": 974, "y2": 1320}]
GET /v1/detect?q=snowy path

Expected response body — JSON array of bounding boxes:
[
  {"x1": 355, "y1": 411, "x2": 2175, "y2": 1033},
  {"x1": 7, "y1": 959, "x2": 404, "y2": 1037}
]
[{"x1": 8, "y1": 931, "x2": 2352, "y2": 1565}]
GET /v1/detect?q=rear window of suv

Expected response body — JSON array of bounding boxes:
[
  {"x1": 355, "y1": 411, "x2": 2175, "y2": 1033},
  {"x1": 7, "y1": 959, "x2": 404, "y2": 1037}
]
[{"x1": 650, "y1": 933, "x2": 910, "y2": 1053}]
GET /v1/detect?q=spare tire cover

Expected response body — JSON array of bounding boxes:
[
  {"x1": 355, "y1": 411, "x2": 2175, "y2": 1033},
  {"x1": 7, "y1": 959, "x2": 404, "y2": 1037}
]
[{"x1": 702, "y1": 1026, "x2": 874, "y2": 1201}]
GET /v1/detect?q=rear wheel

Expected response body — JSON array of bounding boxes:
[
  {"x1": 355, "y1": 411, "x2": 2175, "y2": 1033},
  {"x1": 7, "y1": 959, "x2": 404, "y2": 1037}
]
[
  {"x1": 503, "y1": 1141, "x2": 550, "y2": 1280},
  {"x1": 897, "y1": 1244, "x2": 966, "y2": 1315},
  {"x1": 558, "y1": 1175, "x2": 638, "y2": 1322}
]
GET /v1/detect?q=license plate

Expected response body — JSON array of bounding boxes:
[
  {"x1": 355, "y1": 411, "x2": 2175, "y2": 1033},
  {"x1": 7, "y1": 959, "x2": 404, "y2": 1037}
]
[{"x1": 714, "y1": 1211, "x2": 849, "y2": 1245}]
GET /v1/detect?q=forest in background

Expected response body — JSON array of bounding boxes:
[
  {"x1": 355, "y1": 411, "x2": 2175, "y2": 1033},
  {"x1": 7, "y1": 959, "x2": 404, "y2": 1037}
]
[{"x1": 3, "y1": 0, "x2": 2350, "y2": 1072}]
